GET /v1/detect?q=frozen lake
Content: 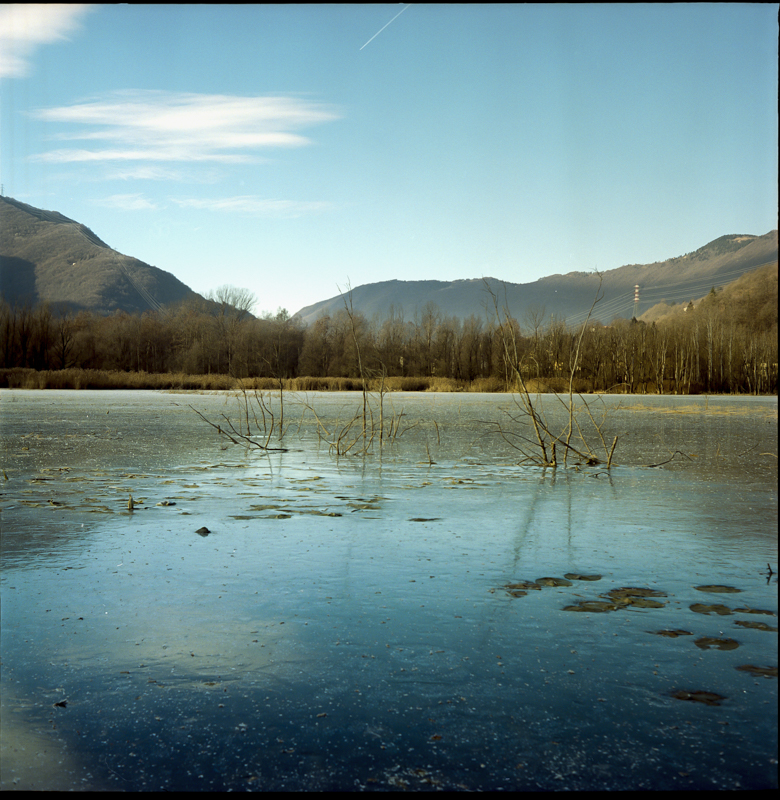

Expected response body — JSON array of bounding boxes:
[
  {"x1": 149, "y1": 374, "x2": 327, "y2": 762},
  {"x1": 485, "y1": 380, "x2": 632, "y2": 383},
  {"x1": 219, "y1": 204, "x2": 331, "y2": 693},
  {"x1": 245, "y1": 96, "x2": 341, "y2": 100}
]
[{"x1": 1, "y1": 389, "x2": 777, "y2": 790}]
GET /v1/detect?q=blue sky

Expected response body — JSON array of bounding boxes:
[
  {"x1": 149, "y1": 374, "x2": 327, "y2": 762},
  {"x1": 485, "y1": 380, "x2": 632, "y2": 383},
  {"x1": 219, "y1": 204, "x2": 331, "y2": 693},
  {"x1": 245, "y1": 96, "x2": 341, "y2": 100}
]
[{"x1": 1, "y1": 4, "x2": 777, "y2": 316}]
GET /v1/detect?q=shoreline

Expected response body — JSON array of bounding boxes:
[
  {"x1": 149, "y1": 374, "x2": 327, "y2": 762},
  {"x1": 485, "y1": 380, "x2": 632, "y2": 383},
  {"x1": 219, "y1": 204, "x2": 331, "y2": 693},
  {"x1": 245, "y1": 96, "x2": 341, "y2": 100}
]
[{"x1": 0, "y1": 367, "x2": 775, "y2": 396}]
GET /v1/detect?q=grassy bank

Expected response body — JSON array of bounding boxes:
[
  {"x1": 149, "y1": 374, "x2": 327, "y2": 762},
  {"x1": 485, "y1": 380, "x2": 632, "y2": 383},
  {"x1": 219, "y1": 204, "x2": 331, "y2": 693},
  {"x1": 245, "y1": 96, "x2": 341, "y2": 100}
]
[
  {"x1": 0, "y1": 368, "x2": 502, "y2": 392},
  {"x1": 0, "y1": 367, "x2": 760, "y2": 394},
  {"x1": 0, "y1": 368, "x2": 590, "y2": 393}
]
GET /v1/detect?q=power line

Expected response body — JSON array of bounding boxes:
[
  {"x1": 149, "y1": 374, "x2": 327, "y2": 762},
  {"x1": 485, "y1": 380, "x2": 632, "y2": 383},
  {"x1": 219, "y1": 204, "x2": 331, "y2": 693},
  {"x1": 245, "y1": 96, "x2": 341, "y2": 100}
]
[{"x1": 562, "y1": 259, "x2": 776, "y2": 327}]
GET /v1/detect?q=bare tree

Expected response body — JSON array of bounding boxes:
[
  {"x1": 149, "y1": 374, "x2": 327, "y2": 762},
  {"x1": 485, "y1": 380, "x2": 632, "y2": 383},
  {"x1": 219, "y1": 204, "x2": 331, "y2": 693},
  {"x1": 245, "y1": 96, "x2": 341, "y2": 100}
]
[
  {"x1": 523, "y1": 303, "x2": 546, "y2": 378},
  {"x1": 482, "y1": 276, "x2": 618, "y2": 468},
  {"x1": 206, "y1": 285, "x2": 257, "y2": 319},
  {"x1": 52, "y1": 313, "x2": 75, "y2": 369},
  {"x1": 204, "y1": 285, "x2": 257, "y2": 375}
]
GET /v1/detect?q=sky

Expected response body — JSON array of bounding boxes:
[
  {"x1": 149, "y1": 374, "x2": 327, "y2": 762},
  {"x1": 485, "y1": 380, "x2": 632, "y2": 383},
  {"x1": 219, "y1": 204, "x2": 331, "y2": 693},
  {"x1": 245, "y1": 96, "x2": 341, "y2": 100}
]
[{"x1": 1, "y1": 4, "x2": 777, "y2": 317}]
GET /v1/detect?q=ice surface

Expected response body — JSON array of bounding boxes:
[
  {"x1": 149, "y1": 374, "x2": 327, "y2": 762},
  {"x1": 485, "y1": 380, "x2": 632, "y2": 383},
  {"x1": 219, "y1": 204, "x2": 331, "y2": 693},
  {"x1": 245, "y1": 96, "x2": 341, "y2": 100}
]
[{"x1": 1, "y1": 390, "x2": 777, "y2": 790}]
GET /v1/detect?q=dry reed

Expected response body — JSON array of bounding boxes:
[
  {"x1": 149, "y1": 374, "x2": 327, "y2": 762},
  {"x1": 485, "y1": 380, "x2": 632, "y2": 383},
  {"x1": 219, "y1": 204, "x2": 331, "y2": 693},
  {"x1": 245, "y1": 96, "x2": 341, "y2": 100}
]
[{"x1": 0, "y1": 368, "x2": 762, "y2": 396}]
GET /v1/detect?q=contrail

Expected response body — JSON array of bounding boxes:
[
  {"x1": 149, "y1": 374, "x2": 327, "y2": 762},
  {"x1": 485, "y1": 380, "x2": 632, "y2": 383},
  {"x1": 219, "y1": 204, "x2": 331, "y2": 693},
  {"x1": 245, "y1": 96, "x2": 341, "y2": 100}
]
[{"x1": 360, "y1": 4, "x2": 411, "y2": 51}]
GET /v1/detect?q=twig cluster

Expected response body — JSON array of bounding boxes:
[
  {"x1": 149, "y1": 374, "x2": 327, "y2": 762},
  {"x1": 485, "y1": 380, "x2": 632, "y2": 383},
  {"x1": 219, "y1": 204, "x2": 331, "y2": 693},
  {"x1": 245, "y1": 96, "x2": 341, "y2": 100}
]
[
  {"x1": 191, "y1": 283, "x2": 422, "y2": 458},
  {"x1": 302, "y1": 282, "x2": 417, "y2": 455},
  {"x1": 189, "y1": 387, "x2": 289, "y2": 452},
  {"x1": 483, "y1": 277, "x2": 618, "y2": 468},
  {"x1": 193, "y1": 278, "x2": 625, "y2": 470}
]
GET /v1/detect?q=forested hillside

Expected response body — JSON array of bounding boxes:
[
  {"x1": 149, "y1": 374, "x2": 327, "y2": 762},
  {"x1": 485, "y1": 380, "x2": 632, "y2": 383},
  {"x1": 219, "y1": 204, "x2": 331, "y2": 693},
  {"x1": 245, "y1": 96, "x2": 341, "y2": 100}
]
[
  {"x1": 1, "y1": 261, "x2": 776, "y2": 393},
  {"x1": 0, "y1": 196, "x2": 202, "y2": 314}
]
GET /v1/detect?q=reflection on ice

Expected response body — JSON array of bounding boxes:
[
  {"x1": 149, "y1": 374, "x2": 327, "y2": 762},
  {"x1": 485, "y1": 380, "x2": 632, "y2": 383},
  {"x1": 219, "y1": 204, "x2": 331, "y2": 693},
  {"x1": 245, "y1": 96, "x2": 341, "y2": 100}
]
[{"x1": 1, "y1": 390, "x2": 777, "y2": 790}]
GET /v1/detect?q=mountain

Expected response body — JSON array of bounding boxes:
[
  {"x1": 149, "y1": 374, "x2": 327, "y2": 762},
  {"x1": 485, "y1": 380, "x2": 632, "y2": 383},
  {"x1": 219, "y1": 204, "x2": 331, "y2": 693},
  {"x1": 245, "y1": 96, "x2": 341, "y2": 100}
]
[
  {"x1": 639, "y1": 259, "x2": 778, "y2": 329},
  {"x1": 0, "y1": 195, "x2": 202, "y2": 315},
  {"x1": 2, "y1": 194, "x2": 776, "y2": 327},
  {"x1": 295, "y1": 231, "x2": 778, "y2": 327}
]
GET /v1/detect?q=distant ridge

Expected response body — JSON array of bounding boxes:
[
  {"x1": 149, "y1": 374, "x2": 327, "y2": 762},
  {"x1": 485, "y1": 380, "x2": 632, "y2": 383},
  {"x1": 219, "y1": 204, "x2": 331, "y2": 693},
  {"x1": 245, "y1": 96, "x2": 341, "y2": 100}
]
[
  {"x1": 1, "y1": 195, "x2": 776, "y2": 327},
  {"x1": 0, "y1": 195, "x2": 203, "y2": 315},
  {"x1": 295, "y1": 231, "x2": 778, "y2": 327},
  {"x1": 1, "y1": 195, "x2": 113, "y2": 248}
]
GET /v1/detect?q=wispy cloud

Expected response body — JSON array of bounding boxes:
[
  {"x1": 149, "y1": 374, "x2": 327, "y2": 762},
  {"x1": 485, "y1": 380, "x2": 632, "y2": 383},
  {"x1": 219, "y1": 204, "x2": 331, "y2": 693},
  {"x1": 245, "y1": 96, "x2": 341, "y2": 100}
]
[
  {"x1": 172, "y1": 196, "x2": 333, "y2": 218},
  {"x1": 0, "y1": 4, "x2": 93, "y2": 79},
  {"x1": 106, "y1": 166, "x2": 186, "y2": 182},
  {"x1": 94, "y1": 193, "x2": 158, "y2": 211},
  {"x1": 30, "y1": 90, "x2": 341, "y2": 165}
]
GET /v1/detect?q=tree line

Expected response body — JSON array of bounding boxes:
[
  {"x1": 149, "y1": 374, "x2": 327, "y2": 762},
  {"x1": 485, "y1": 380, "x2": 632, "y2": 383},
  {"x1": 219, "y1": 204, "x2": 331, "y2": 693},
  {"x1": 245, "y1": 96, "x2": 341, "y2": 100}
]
[{"x1": 1, "y1": 280, "x2": 776, "y2": 394}]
